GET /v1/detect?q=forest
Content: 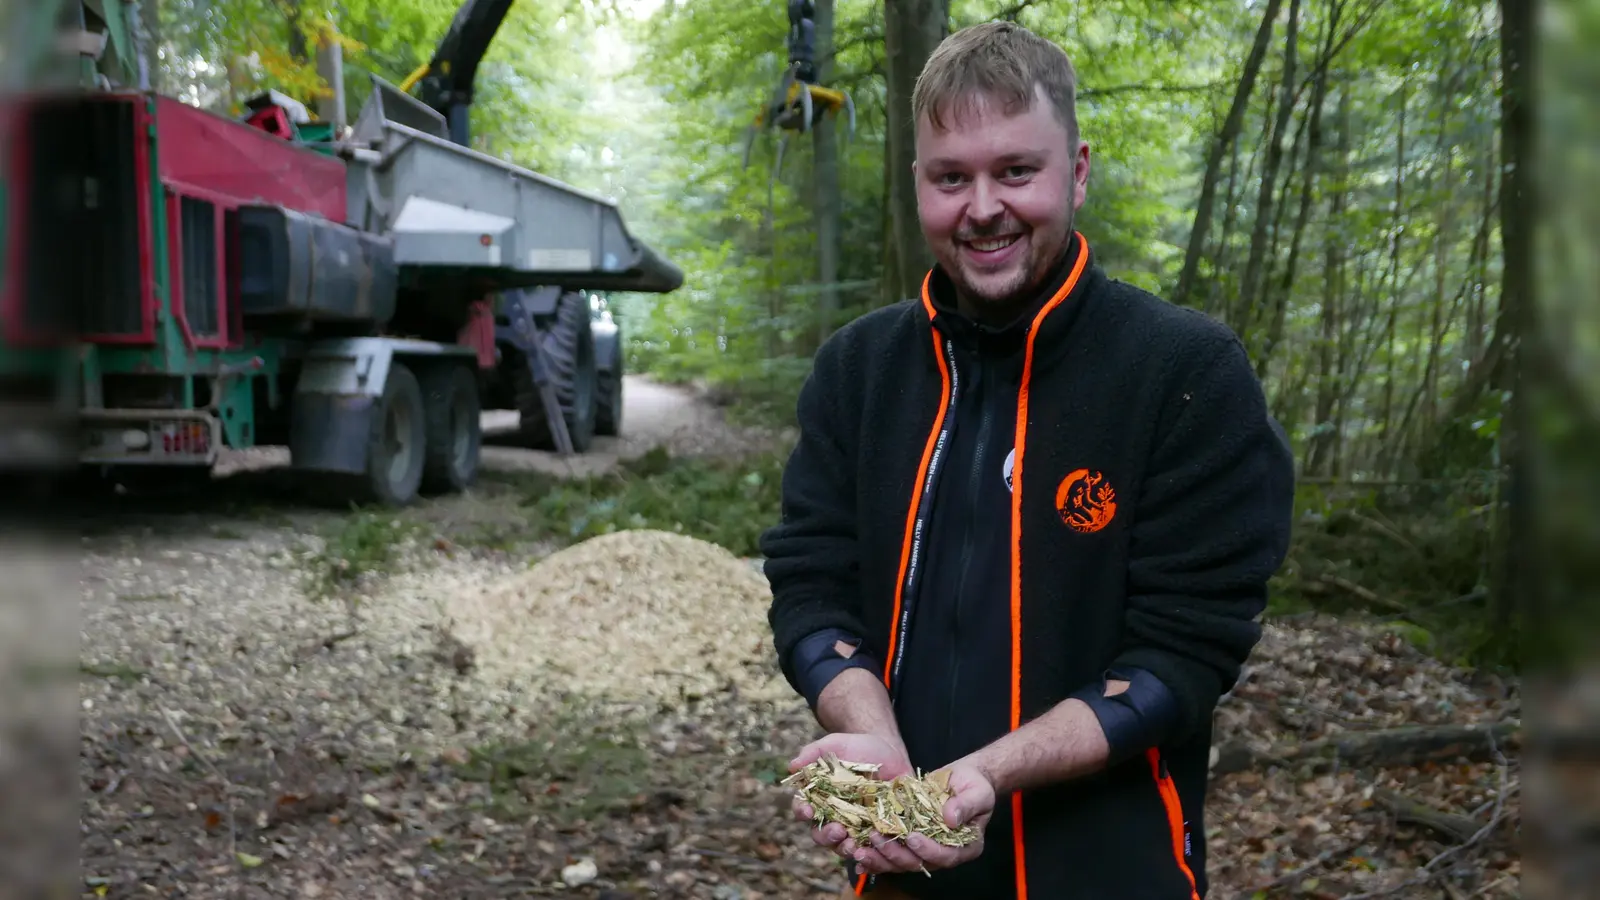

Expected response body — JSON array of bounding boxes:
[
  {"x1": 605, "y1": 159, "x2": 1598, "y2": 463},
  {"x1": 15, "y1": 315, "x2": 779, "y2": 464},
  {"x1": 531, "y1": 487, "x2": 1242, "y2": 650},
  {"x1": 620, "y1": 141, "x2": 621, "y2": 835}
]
[
  {"x1": 139, "y1": 0, "x2": 1553, "y2": 662},
  {"x1": 44, "y1": 0, "x2": 1600, "y2": 895}
]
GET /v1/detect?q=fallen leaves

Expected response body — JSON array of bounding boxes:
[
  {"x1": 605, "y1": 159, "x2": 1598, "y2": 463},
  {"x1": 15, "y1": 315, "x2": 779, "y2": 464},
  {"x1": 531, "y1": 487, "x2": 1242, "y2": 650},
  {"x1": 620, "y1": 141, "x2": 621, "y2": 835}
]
[{"x1": 77, "y1": 517, "x2": 1523, "y2": 899}]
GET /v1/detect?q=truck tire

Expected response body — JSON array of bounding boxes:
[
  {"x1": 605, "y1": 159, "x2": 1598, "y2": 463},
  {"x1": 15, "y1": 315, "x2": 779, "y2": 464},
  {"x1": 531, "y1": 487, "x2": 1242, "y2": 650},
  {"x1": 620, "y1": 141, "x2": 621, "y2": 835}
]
[
  {"x1": 595, "y1": 324, "x2": 623, "y2": 437},
  {"x1": 355, "y1": 361, "x2": 426, "y2": 506},
  {"x1": 516, "y1": 291, "x2": 597, "y2": 453},
  {"x1": 420, "y1": 363, "x2": 481, "y2": 494}
]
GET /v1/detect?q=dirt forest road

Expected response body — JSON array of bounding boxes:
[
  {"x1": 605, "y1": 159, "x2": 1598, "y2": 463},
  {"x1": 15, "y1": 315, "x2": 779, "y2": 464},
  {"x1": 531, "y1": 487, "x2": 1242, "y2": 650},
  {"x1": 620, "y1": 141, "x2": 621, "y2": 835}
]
[
  {"x1": 478, "y1": 375, "x2": 775, "y2": 476},
  {"x1": 207, "y1": 375, "x2": 778, "y2": 482}
]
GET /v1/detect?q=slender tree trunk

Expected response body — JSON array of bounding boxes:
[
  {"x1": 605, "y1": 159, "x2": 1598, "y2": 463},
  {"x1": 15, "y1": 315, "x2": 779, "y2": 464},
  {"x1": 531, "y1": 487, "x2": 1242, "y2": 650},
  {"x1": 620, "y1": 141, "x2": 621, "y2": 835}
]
[
  {"x1": 1306, "y1": 82, "x2": 1349, "y2": 477},
  {"x1": 1491, "y1": 0, "x2": 1531, "y2": 637},
  {"x1": 881, "y1": 106, "x2": 901, "y2": 304},
  {"x1": 1206, "y1": 135, "x2": 1244, "y2": 314},
  {"x1": 1257, "y1": 47, "x2": 1328, "y2": 379},
  {"x1": 1377, "y1": 77, "x2": 1408, "y2": 473},
  {"x1": 1172, "y1": 0, "x2": 1285, "y2": 308},
  {"x1": 812, "y1": 0, "x2": 842, "y2": 344},
  {"x1": 1468, "y1": 137, "x2": 1496, "y2": 365},
  {"x1": 883, "y1": 0, "x2": 949, "y2": 299},
  {"x1": 1236, "y1": 0, "x2": 1301, "y2": 349},
  {"x1": 1253, "y1": 99, "x2": 1311, "y2": 342}
]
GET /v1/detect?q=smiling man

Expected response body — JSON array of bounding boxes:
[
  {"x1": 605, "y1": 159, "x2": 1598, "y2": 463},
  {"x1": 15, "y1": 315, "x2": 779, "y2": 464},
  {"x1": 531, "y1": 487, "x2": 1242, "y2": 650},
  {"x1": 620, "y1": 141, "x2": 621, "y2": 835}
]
[{"x1": 761, "y1": 21, "x2": 1296, "y2": 900}]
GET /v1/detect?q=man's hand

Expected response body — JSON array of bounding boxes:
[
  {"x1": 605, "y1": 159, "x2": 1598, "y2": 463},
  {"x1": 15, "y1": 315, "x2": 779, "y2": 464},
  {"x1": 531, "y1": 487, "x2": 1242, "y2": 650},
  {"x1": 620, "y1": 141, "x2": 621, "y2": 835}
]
[
  {"x1": 789, "y1": 733, "x2": 913, "y2": 860},
  {"x1": 848, "y1": 761, "x2": 996, "y2": 875}
]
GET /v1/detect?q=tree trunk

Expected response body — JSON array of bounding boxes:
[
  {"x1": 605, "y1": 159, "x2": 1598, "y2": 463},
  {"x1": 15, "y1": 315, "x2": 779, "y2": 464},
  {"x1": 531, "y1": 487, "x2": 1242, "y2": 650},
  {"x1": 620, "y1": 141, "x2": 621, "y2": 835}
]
[
  {"x1": 812, "y1": 0, "x2": 842, "y2": 344},
  {"x1": 883, "y1": 0, "x2": 950, "y2": 300},
  {"x1": 1377, "y1": 77, "x2": 1408, "y2": 474},
  {"x1": 1305, "y1": 83, "x2": 1348, "y2": 477},
  {"x1": 1234, "y1": 0, "x2": 1300, "y2": 345},
  {"x1": 1258, "y1": 1, "x2": 1344, "y2": 380},
  {"x1": 1171, "y1": 0, "x2": 1285, "y2": 309},
  {"x1": 1492, "y1": 0, "x2": 1531, "y2": 637}
]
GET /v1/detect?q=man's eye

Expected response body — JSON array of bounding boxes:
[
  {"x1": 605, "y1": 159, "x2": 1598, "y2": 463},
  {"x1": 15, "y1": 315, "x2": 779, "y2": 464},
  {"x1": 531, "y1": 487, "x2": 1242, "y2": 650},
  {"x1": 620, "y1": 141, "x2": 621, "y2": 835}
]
[
  {"x1": 1003, "y1": 166, "x2": 1035, "y2": 180},
  {"x1": 938, "y1": 173, "x2": 966, "y2": 186}
]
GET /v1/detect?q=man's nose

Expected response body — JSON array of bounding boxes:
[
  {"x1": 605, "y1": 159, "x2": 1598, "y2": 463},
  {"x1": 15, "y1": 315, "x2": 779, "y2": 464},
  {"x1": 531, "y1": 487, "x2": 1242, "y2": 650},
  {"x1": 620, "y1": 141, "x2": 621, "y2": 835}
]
[{"x1": 968, "y1": 178, "x2": 1004, "y2": 224}]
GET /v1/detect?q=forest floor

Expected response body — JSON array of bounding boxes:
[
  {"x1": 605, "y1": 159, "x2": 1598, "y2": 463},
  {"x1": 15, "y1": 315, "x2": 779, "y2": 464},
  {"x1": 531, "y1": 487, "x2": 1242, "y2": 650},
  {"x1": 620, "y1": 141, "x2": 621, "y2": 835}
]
[{"x1": 70, "y1": 376, "x2": 1523, "y2": 899}]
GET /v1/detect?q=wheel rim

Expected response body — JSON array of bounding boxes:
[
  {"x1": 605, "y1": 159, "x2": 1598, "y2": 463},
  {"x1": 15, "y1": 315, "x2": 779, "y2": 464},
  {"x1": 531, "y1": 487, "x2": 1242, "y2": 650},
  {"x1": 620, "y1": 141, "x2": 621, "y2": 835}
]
[{"x1": 384, "y1": 396, "x2": 415, "y2": 487}]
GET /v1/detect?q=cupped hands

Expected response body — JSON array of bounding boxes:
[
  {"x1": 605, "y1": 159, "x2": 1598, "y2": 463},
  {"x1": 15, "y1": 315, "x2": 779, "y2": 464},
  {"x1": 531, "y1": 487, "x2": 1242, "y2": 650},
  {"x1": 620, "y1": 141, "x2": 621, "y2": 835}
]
[{"x1": 788, "y1": 735, "x2": 996, "y2": 876}]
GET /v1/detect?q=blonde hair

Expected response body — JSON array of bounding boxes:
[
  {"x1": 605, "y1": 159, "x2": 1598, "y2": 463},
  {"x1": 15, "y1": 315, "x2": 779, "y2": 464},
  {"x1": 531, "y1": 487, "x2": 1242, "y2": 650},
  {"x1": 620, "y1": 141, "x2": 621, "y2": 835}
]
[{"x1": 912, "y1": 21, "x2": 1079, "y2": 142}]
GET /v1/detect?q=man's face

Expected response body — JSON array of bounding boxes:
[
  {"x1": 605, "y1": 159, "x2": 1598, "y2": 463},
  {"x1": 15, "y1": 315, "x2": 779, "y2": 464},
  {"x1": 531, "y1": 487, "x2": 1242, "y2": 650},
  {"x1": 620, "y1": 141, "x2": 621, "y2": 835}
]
[{"x1": 914, "y1": 86, "x2": 1089, "y2": 315}]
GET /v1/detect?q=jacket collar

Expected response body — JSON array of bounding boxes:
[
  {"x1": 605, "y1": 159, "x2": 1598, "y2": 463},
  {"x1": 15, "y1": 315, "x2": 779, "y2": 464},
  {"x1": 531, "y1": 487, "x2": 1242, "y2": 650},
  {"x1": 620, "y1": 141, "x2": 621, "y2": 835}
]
[{"x1": 920, "y1": 231, "x2": 1097, "y2": 361}]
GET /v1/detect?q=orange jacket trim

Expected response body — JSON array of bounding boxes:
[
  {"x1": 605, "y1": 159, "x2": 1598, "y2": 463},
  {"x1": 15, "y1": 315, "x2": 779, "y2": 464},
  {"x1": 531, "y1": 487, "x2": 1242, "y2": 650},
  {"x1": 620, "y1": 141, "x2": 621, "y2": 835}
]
[
  {"x1": 1147, "y1": 748, "x2": 1202, "y2": 900},
  {"x1": 882, "y1": 270, "x2": 951, "y2": 691},
  {"x1": 1007, "y1": 233, "x2": 1090, "y2": 900}
]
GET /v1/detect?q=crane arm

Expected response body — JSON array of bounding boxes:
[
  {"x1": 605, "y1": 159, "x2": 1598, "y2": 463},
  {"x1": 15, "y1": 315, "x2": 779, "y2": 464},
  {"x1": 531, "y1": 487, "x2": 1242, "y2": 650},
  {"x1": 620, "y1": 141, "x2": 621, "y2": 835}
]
[{"x1": 411, "y1": 0, "x2": 516, "y2": 146}]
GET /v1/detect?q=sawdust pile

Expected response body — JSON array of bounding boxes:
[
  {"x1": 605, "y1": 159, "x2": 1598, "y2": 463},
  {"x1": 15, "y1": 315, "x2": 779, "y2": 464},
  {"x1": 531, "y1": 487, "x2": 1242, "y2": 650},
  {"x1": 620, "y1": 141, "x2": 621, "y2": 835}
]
[
  {"x1": 784, "y1": 755, "x2": 982, "y2": 849},
  {"x1": 446, "y1": 529, "x2": 794, "y2": 707}
]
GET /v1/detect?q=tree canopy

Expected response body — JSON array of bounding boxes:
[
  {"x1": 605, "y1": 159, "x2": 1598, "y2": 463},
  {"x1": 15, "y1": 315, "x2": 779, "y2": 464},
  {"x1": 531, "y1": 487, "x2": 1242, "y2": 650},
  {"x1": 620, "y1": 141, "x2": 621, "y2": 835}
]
[{"x1": 127, "y1": 0, "x2": 1564, "y2": 667}]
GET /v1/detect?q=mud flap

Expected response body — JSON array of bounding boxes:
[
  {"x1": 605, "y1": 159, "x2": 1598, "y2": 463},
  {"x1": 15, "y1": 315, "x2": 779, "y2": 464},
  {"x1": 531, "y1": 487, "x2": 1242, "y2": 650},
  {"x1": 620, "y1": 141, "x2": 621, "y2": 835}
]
[
  {"x1": 289, "y1": 393, "x2": 373, "y2": 473},
  {"x1": 290, "y1": 336, "x2": 475, "y2": 473}
]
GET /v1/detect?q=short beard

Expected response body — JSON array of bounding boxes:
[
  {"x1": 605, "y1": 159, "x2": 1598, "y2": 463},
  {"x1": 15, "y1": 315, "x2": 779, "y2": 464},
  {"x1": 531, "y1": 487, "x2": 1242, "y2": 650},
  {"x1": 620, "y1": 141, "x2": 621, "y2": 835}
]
[{"x1": 947, "y1": 213, "x2": 1074, "y2": 323}]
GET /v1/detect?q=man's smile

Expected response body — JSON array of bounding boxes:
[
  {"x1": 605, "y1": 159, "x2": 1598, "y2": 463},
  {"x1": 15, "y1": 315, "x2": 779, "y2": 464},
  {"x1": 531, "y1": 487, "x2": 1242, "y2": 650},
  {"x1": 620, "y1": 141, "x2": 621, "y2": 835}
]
[{"x1": 960, "y1": 232, "x2": 1027, "y2": 267}]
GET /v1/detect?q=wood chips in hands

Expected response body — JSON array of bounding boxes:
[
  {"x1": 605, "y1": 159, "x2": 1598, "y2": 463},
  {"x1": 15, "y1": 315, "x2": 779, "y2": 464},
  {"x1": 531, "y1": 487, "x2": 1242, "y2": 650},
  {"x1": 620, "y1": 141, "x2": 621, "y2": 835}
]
[
  {"x1": 445, "y1": 529, "x2": 794, "y2": 708},
  {"x1": 784, "y1": 754, "x2": 981, "y2": 850}
]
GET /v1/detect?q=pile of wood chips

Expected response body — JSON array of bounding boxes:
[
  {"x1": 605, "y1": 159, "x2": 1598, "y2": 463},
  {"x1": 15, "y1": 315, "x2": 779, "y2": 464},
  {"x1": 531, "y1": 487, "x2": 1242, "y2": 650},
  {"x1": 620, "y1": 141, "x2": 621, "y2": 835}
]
[
  {"x1": 445, "y1": 529, "x2": 794, "y2": 708},
  {"x1": 783, "y1": 754, "x2": 981, "y2": 851}
]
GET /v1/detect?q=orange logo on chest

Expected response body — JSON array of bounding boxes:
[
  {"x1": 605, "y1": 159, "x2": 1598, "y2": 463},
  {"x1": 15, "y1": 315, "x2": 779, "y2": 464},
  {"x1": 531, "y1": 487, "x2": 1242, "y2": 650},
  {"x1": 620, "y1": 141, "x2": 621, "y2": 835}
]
[{"x1": 1055, "y1": 468, "x2": 1117, "y2": 533}]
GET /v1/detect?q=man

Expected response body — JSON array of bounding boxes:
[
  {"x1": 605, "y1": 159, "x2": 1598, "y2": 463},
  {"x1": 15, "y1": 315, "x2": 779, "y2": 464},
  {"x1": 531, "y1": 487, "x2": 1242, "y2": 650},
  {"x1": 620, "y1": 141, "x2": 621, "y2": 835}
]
[{"x1": 760, "y1": 20, "x2": 1296, "y2": 900}]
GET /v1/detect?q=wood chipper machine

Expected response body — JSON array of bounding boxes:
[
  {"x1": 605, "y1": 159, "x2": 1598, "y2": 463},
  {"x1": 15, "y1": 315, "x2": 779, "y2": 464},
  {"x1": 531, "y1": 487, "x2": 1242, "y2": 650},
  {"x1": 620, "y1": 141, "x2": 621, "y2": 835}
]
[{"x1": 0, "y1": 0, "x2": 682, "y2": 506}]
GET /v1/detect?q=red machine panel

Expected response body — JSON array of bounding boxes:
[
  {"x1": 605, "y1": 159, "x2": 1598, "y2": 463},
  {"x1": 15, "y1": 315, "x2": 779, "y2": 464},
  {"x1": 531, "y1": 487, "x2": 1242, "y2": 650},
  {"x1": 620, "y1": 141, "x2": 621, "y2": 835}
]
[
  {"x1": 154, "y1": 95, "x2": 347, "y2": 222},
  {"x1": 152, "y1": 96, "x2": 351, "y2": 349}
]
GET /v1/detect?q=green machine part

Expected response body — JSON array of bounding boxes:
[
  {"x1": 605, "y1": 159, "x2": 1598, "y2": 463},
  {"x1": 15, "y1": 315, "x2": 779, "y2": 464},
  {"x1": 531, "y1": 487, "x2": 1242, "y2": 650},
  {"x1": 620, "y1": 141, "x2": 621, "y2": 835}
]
[{"x1": 80, "y1": 92, "x2": 280, "y2": 454}]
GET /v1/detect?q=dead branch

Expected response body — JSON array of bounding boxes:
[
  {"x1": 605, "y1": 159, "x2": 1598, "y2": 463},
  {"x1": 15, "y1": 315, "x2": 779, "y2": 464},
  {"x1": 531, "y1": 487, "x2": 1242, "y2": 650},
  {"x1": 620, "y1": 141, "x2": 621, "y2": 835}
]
[
  {"x1": 1338, "y1": 734, "x2": 1515, "y2": 898},
  {"x1": 1372, "y1": 788, "x2": 1483, "y2": 842},
  {"x1": 1313, "y1": 574, "x2": 1409, "y2": 612},
  {"x1": 1253, "y1": 841, "x2": 1361, "y2": 894},
  {"x1": 1211, "y1": 721, "x2": 1520, "y2": 776},
  {"x1": 1345, "y1": 509, "x2": 1426, "y2": 558}
]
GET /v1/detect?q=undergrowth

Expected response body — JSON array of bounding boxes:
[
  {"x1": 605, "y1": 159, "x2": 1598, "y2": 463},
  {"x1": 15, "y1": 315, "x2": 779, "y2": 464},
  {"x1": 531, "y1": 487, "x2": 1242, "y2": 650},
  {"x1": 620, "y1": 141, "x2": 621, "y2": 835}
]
[
  {"x1": 299, "y1": 510, "x2": 428, "y2": 601},
  {"x1": 495, "y1": 446, "x2": 786, "y2": 557},
  {"x1": 1270, "y1": 476, "x2": 1519, "y2": 672}
]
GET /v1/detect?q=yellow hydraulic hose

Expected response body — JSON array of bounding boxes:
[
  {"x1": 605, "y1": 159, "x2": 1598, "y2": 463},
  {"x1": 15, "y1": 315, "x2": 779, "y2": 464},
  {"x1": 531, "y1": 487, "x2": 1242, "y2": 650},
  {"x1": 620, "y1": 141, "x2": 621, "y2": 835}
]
[{"x1": 398, "y1": 62, "x2": 429, "y2": 93}]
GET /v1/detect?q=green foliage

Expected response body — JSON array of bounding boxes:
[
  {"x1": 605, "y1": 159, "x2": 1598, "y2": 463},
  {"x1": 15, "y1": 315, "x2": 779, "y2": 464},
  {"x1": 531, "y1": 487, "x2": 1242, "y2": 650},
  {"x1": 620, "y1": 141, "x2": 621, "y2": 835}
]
[
  {"x1": 299, "y1": 509, "x2": 426, "y2": 601},
  {"x1": 1272, "y1": 478, "x2": 1519, "y2": 670},
  {"x1": 449, "y1": 700, "x2": 665, "y2": 826},
  {"x1": 146, "y1": 0, "x2": 1519, "y2": 669},
  {"x1": 502, "y1": 447, "x2": 786, "y2": 558}
]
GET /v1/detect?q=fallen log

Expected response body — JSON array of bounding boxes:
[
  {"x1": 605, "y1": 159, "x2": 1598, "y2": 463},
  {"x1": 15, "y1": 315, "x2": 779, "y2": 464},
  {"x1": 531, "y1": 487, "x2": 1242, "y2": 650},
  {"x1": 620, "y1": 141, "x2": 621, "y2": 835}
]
[{"x1": 1210, "y1": 721, "x2": 1520, "y2": 776}]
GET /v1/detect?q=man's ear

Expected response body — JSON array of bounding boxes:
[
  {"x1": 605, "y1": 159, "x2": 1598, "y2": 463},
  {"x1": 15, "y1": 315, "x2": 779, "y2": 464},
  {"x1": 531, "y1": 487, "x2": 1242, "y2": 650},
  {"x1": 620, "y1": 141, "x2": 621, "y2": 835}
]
[{"x1": 1073, "y1": 141, "x2": 1091, "y2": 211}]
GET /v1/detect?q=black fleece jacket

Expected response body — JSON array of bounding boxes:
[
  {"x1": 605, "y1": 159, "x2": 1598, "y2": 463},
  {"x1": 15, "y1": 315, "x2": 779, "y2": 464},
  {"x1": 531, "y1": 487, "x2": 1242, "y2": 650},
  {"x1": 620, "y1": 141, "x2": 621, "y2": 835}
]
[{"x1": 761, "y1": 233, "x2": 1295, "y2": 900}]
